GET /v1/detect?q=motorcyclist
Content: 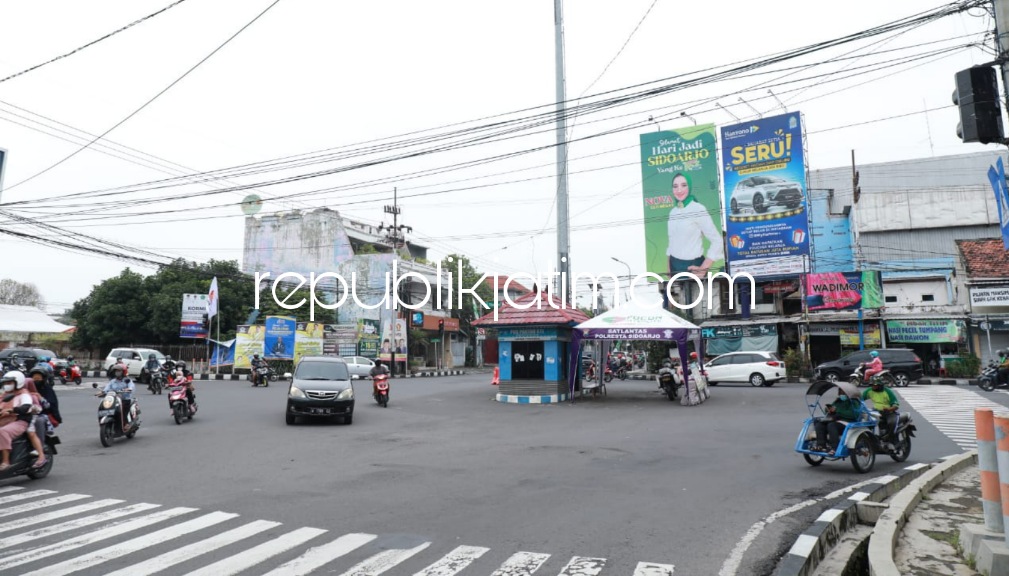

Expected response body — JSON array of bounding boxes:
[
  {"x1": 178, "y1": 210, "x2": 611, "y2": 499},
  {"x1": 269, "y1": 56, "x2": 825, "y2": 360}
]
[
  {"x1": 863, "y1": 350, "x2": 884, "y2": 384},
  {"x1": 172, "y1": 369, "x2": 196, "y2": 407},
  {"x1": 34, "y1": 356, "x2": 55, "y2": 387},
  {"x1": 657, "y1": 359, "x2": 677, "y2": 395},
  {"x1": 861, "y1": 375, "x2": 900, "y2": 447},
  {"x1": 997, "y1": 350, "x2": 1009, "y2": 386},
  {"x1": 250, "y1": 354, "x2": 268, "y2": 386},
  {"x1": 814, "y1": 390, "x2": 863, "y2": 455},
  {"x1": 370, "y1": 360, "x2": 390, "y2": 379},
  {"x1": 161, "y1": 356, "x2": 177, "y2": 375},
  {"x1": 103, "y1": 363, "x2": 136, "y2": 425},
  {"x1": 142, "y1": 354, "x2": 161, "y2": 385}
]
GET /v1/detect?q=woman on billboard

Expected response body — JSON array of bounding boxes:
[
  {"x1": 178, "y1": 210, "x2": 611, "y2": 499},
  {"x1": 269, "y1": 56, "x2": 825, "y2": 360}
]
[{"x1": 666, "y1": 172, "x2": 723, "y2": 276}]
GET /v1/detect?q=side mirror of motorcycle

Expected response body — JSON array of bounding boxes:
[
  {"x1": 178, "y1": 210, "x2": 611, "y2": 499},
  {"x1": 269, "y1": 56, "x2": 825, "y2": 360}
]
[
  {"x1": 283, "y1": 373, "x2": 292, "y2": 380},
  {"x1": 92, "y1": 382, "x2": 98, "y2": 389}
]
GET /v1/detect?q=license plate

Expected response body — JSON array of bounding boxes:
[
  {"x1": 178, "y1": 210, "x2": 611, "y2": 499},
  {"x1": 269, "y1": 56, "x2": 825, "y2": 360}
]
[
  {"x1": 312, "y1": 408, "x2": 331, "y2": 414},
  {"x1": 98, "y1": 409, "x2": 114, "y2": 417}
]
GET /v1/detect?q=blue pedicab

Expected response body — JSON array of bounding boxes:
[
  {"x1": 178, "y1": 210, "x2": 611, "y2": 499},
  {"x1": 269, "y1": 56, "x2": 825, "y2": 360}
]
[{"x1": 795, "y1": 380, "x2": 917, "y2": 473}]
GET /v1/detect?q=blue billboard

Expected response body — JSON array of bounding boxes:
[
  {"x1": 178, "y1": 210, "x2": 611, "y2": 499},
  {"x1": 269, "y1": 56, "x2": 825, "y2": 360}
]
[
  {"x1": 720, "y1": 112, "x2": 810, "y2": 278},
  {"x1": 264, "y1": 316, "x2": 296, "y2": 360},
  {"x1": 987, "y1": 156, "x2": 1009, "y2": 250}
]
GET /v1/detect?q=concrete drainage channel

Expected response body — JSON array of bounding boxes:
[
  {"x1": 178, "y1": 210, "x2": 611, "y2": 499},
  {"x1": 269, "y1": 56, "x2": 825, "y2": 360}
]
[{"x1": 774, "y1": 451, "x2": 978, "y2": 576}]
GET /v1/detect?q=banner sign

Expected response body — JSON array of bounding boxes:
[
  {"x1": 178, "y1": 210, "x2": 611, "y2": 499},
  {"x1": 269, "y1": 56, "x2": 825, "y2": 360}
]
[
  {"x1": 970, "y1": 285, "x2": 1009, "y2": 307},
  {"x1": 323, "y1": 324, "x2": 358, "y2": 356},
  {"x1": 804, "y1": 271, "x2": 883, "y2": 311},
  {"x1": 379, "y1": 319, "x2": 407, "y2": 362},
  {"x1": 210, "y1": 341, "x2": 235, "y2": 368},
  {"x1": 987, "y1": 156, "x2": 1009, "y2": 250},
  {"x1": 294, "y1": 322, "x2": 324, "y2": 364},
  {"x1": 234, "y1": 325, "x2": 264, "y2": 369},
  {"x1": 701, "y1": 324, "x2": 777, "y2": 339},
  {"x1": 720, "y1": 112, "x2": 809, "y2": 277},
  {"x1": 498, "y1": 327, "x2": 560, "y2": 341},
  {"x1": 180, "y1": 294, "x2": 209, "y2": 339},
  {"x1": 839, "y1": 325, "x2": 881, "y2": 347},
  {"x1": 264, "y1": 316, "x2": 296, "y2": 360},
  {"x1": 357, "y1": 319, "x2": 380, "y2": 358},
  {"x1": 885, "y1": 319, "x2": 966, "y2": 344},
  {"x1": 975, "y1": 319, "x2": 1009, "y2": 332},
  {"x1": 640, "y1": 125, "x2": 724, "y2": 277}
]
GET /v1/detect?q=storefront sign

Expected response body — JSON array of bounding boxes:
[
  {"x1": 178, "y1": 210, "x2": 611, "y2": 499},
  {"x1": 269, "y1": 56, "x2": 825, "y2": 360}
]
[
  {"x1": 498, "y1": 327, "x2": 560, "y2": 341},
  {"x1": 809, "y1": 322, "x2": 879, "y2": 336},
  {"x1": 804, "y1": 271, "x2": 883, "y2": 311},
  {"x1": 762, "y1": 281, "x2": 800, "y2": 295},
  {"x1": 839, "y1": 325, "x2": 881, "y2": 347},
  {"x1": 885, "y1": 319, "x2": 966, "y2": 343},
  {"x1": 579, "y1": 327, "x2": 700, "y2": 340},
  {"x1": 970, "y1": 286, "x2": 1009, "y2": 307},
  {"x1": 701, "y1": 324, "x2": 778, "y2": 339},
  {"x1": 974, "y1": 319, "x2": 1009, "y2": 332}
]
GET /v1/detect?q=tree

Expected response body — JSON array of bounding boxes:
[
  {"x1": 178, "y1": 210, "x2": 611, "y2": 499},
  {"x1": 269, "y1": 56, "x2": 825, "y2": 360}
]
[
  {"x1": 0, "y1": 279, "x2": 46, "y2": 309},
  {"x1": 441, "y1": 255, "x2": 495, "y2": 367}
]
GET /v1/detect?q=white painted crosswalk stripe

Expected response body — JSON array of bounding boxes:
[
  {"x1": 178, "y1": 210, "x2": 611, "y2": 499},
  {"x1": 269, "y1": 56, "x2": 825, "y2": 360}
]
[
  {"x1": 19, "y1": 511, "x2": 238, "y2": 576},
  {"x1": 413, "y1": 545, "x2": 490, "y2": 576},
  {"x1": 261, "y1": 533, "x2": 377, "y2": 576},
  {"x1": 492, "y1": 551, "x2": 552, "y2": 575},
  {"x1": 0, "y1": 491, "x2": 677, "y2": 575},
  {"x1": 896, "y1": 386, "x2": 1009, "y2": 450}
]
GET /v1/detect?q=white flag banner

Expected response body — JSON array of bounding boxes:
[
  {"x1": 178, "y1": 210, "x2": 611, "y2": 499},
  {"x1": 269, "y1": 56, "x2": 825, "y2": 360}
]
[{"x1": 208, "y1": 277, "x2": 219, "y2": 319}]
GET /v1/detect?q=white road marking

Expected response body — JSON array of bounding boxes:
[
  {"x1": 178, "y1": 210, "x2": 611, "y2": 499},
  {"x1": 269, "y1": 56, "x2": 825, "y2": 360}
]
[
  {"x1": 632, "y1": 562, "x2": 675, "y2": 575},
  {"x1": 556, "y1": 556, "x2": 607, "y2": 575},
  {"x1": 0, "y1": 489, "x2": 55, "y2": 506},
  {"x1": 183, "y1": 527, "x2": 328, "y2": 576},
  {"x1": 102, "y1": 519, "x2": 280, "y2": 576},
  {"x1": 0, "y1": 498, "x2": 122, "y2": 535},
  {"x1": 787, "y1": 534, "x2": 818, "y2": 557},
  {"x1": 261, "y1": 533, "x2": 377, "y2": 576},
  {"x1": 0, "y1": 502, "x2": 160, "y2": 551},
  {"x1": 0, "y1": 493, "x2": 90, "y2": 519},
  {"x1": 491, "y1": 551, "x2": 552, "y2": 575},
  {"x1": 0, "y1": 506, "x2": 193, "y2": 571},
  {"x1": 897, "y1": 386, "x2": 1007, "y2": 450},
  {"x1": 413, "y1": 545, "x2": 490, "y2": 576},
  {"x1": 19, "y1": 511, "x2": 238, "y2": 576},
  {"x1": 336, "y1": 542, "x2": 431, "y2": 576}
]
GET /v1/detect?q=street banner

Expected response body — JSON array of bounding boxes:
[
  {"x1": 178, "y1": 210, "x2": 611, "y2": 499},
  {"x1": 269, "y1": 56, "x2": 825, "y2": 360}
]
[
  {"x1": 210, "y1": 340, "x2": 235, "y2": 367},
  {"x1": 323, "y1": 324, "x2": 358, "y2": 357},
  {"x1": 264, "y1": 316, "x2": 296, "y2": 360},
  {"x1": 885, "y1": 319, "x2": 967, "y2": 344},
  {"x1": 294, "y1": 322, "x2": 324, "y2": 364},
  {"x1": 234, "y1": 324, "x2": 264, "y2": 369},
  {"x1": 357, "y1": 319, "x2": 380, "y2": 358},
  {"x1": 180, "y1": 293, "x2": 209, "y2": 339},
  {"x1": 987, "y1": 156, "x2": 1009, "y2": 250},
  {"x1": 379, "y1": 318, "x2": 408, "y2": 363},
  {"x1": 839, "y1": 325, "x2": 881, "y2": 347},
  {"x1": 720, "y1": 112, "x2": 810, "y2": 277},
  {"x1": 639, "y1": 124, "x2": 724, "y2": 277},
  {"x1": 207, "y1": 277, "x2": 219, "y2": 319},
  {"x1": 394, "y1": 318, "x2": 407, "y2": 362},
  {"x1": 804, "y1": 271, "x2": 883, "y2": 311}
]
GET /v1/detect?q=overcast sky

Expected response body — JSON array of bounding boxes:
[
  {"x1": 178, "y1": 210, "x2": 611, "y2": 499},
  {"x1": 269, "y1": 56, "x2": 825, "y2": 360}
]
[{"x1": 0, "y1": 0, "x2": 998, "y2": 313}]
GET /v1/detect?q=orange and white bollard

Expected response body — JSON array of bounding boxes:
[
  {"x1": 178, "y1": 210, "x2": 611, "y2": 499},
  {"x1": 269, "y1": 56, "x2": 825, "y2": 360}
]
[
  {"x1": 977, "y1": 408, "x2": 1004, "y2": 532},
  {"x1": 491, "y1": 366, "x2": 500, "y2": 385},
  {"x1": 992, "y1": 413, "x2": 1009, "y2": 541}
]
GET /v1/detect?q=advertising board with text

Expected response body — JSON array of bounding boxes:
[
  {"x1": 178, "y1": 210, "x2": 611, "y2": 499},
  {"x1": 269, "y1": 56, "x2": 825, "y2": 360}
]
[
  {"x1": 970, "y1": 285, "x2": 1009, "y2": 307},
  {"x1": 264, "y1": 316, "x2": 296, "y2": 360},
  {"x1": 179, "y1": 294, "x2": 209, "y2": 339},
  {"x1": 804, "y1": 271, "x2": 883, "y2": 311}
]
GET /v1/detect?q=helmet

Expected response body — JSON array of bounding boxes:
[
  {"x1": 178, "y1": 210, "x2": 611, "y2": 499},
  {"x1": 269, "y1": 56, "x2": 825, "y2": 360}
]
[
  {"x1": 870, "y1": 351, "x2": 879, "y2": 358},
  {"x1": 253, "y1": 354, "x2": 260, "y2": 359},
  {"x1": 689, "y1": 352, "x2": 698, "y2": 360},
  {"x1": 28, "y1": 366, "x2": 46, "y2": 378},
  {"x1": 1001, "y1": 349, "x2": 1008, "y2": 358},
  {"x1": 1, "y1": 371, "x2": 21, "y2": 387},
  {"x1": 872, "y1": 376, "x2": 885, "y2": 389},
  {"x1": 67, "y1": 356, "x2": 74, "y2": 361},
  {"x1": 165, "y1": 355, "x2": 172, "y2": 361},
  {"x1": 149, "y1": 354, "x2": 156, "y2": 360},
  {"x1": 40, "y1": 356, "x2": 50, "y2": 362},
  {"x1": 111, "y1": 363, "x2": 126, "y2": 377}
]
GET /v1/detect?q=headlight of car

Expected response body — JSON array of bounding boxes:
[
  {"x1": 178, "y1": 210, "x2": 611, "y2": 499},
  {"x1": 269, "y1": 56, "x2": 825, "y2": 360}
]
[
  {"x1": 289, "y1": 386, "x2": 306, "y2": 399},
  {"x1": 338, "y1": 388, "x2": 354, "y2": 400}
]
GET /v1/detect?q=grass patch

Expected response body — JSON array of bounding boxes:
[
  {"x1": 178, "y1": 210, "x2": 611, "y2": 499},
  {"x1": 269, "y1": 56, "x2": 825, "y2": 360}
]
[{"x1": 923, "y1": 530, "x2": 959, "y2": 549}]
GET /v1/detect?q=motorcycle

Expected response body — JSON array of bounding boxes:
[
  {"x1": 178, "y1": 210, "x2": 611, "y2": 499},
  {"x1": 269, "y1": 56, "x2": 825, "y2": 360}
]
[
  {"x1": 140, "y1": 367, "x2": 165, "y2": 395},
  {"x1": 58, "y1": 365, "x2": 82, "y2": 386},
  {"x1": 979, "y1": 360, "x2": 1003, "y2": 392},
  {"x1": 373, "y1": 373, "x2": 389, "y2": 407},
  {"x1": 658, "y1": 369, "x2": 680, "y2": 401},
  {"x1": 849, "y1": 363, "x2": 900, "y2": 388},
  {"x1": 168, "y1": 381, "x2": 197, "y2": 424},
  {"x1": 0, "y1": 431, "x2": 59, "y2": 481},
  {"x1": 796, "y1": 380, "x2": 917, "y2": 473},
  {"x1": 92, "y1": 382, "x2": 141, "y2": 447},
  {"x1": 251, "y1": 364, "x2": 272, "y2": 387}
]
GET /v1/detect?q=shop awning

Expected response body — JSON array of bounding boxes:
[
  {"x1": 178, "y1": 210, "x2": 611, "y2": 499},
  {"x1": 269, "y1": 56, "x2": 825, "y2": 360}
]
[{"x1": 0, "y1": 305, "x2": 72, "y2": 333}]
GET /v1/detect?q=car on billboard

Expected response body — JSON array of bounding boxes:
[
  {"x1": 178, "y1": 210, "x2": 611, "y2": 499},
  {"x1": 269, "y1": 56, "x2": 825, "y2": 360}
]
[{"x1": 729, "y1": 175, "x2": 804, "y2": 214}]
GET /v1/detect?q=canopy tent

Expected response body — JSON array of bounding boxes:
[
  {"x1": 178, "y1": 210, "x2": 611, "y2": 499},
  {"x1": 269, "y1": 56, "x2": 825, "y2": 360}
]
[
  {"x1": 567, "y1": 300, "x2": 706, "y2": 404},
  {"x1": 0, "y1": 305, "x2": 72, "y2": 333}
]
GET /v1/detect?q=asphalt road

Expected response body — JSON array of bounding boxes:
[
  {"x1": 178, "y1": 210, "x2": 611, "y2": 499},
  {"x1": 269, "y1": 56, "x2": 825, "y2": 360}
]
[{"x1": 0, "y1": 375, "x2": 985, "y2": 575}]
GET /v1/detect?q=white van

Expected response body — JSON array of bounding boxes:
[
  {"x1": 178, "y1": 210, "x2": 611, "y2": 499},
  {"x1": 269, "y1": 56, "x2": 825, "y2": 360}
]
[{"x1": 105, "y1": 348, "x2": 166, "y2": 376}]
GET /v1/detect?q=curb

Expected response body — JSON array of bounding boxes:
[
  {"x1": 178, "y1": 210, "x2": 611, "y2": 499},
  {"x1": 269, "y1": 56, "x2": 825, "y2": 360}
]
[
  {"x1": 774, "y1": 462, "x2": 934, "y2": 576},
  {"x1": 78, "y1": 371, "x2": 467, "y2": 381},
  {"x1": 867, "y1": 450, "x2": 979, "y2": 576},
  {"x1": 496, "y1": 393, "x2": 569, "y2": 404}
]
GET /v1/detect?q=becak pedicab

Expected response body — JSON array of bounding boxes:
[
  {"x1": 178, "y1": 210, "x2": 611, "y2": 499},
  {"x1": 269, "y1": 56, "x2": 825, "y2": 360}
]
[{"x1": 794, "y1": 380, "x2": 916, "y2": 473}]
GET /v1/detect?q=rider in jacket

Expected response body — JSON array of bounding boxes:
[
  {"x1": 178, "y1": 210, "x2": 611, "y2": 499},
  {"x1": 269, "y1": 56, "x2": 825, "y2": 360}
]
[
  {"x1": 863, "y1": 350, "x2": 884, "y2": 384},
  {"x1": 103, "y1": 364, "x2": 136, "y2": 425},
  {"x1": 250, "y1": 354, "x2": 267, "y2": 386}
]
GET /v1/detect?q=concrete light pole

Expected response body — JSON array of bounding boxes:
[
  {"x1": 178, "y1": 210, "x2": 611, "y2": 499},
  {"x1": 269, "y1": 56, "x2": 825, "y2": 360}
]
[{"x1": 611, "y1": 257, "x2": 631, "y2": 302}]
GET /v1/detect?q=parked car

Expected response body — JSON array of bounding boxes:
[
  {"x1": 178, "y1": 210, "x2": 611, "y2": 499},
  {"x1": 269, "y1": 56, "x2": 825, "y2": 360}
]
[
  {"x1": 286, "y1": 356, "x2": 355, "y2": 425},
  {"x1": 703, "y1": 351, "x2": 784, "y2": 387},
  {"x1": 344, "y1": 356, "x2": 376, "y2": 378},
  {"x1": 814, "y1": 349, "x2": 923, "y2": 387},
  {"x1": 105, "y1": 348, "x2": 166, "y2": 376},
  {"x1": 729, "y1": 175, "x2": 804, "y2": 214}
]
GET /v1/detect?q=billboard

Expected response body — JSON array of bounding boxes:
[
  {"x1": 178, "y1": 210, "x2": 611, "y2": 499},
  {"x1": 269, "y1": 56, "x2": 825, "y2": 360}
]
[
  {"x1": 886, "y1": 319, "x2": 966, "y2": 344},
  {"x1": 180, "y1": 294, "x2": 209, "y2": 339},
  {"x1": 721, "y1": 112, "x2": 810, "y2": 277},
  {"x1": 294, "y1": 322, "x2": 324, "y2": 364},
  {"x1": 379, "y1": 318, "x2": 407, "y2": 363},
  {"x1": 357, "y1": 319, "x2": 380, "y2": 358},
  {"x1": 804, "y1": 271, "x2": 883, "y2": 311},
  {"x1": 264, "y1": 316, "x2": 296, "y2": 360},
  {"x1": 234, "y1": 324, "x2": 264, "y2": 369},
  {"x1": 323, "y1": 324, "x2": 358, "y2": 358},
  {"x1": 987, "y1": 156, "x2": 1009, "y2": 250},
  {"x1": 640, "y1": 125, "x2": 724, "y2": 277}
]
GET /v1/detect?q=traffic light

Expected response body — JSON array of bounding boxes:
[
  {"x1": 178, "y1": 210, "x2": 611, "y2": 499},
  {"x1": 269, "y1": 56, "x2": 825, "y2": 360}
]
[
  {"x1": 953, "y1": 66, "x2": 1005, "y2": 144},
  {"x1": 438, "y1": 318, "x2": 445, "y2": 337}
]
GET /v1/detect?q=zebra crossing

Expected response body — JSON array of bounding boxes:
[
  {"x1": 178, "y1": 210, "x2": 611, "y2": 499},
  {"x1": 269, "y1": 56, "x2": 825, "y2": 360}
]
[
  {"x1": 895, "y1": 385, "x2": 1009, "y2": 451},
  {"x1": 0, "y1": 487, "x2": 674, "y2": 575}
]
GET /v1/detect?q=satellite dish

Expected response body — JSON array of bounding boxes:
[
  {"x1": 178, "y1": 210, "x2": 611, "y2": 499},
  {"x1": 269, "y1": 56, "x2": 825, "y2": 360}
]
[{"x1": 241, "y1": 194, "x2": 263, "y2": 216}]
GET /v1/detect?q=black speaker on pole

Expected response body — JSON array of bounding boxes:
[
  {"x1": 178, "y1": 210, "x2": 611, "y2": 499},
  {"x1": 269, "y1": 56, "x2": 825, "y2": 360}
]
[{"x1": 953, "y1": 66, "x2": 1005, "y2": 144}]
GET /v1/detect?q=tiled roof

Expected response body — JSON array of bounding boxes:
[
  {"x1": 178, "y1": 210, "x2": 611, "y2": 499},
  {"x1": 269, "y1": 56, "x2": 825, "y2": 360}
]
[
  {"x1": 957, "y1": 238, "x2": 1009, "y2": 278},
  {"x1": 472, "y1": 288, "x2": 590, "y2": 326}
]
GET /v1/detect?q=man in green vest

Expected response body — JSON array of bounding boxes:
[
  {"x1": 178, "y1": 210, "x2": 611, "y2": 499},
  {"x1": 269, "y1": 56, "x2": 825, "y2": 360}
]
[{"x1": 861, "y1": 376, "x2": 899, "y2": 445}]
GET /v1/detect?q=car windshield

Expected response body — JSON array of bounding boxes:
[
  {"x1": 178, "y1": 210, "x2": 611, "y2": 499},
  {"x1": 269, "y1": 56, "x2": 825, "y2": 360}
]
[
  {"x1": 140, "y1": 350, "x2": 166, "y2": 362},
  {"x1": 295, "y1": 361, "x2": 349, "y2": 381},
  {"x1": 35, "y1": 349, "x2": 58, "y2": 359}
]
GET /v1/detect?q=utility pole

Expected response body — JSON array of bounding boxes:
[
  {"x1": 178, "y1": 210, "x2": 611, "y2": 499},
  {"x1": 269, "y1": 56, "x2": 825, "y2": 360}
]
[
  {"x1": 994, "y1": 0, "x2": 1009, "y2": 115},
  {"x1": 554, "y1": 0, "x2": 571, "y2": 304},
  {"x1": 382, "y1": 188, "x2": 412, "y2": 377}
]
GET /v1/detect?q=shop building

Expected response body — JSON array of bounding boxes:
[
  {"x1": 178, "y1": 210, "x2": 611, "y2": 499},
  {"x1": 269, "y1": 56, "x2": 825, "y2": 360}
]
[{"x1": 958, "y1": 238, "x2": 1009, "y2": 364}]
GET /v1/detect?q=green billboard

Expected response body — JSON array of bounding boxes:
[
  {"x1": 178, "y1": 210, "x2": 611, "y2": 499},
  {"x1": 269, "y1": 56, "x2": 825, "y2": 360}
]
[{"x1": 640, "y1": 125, "x2": 724, "y2": 277}]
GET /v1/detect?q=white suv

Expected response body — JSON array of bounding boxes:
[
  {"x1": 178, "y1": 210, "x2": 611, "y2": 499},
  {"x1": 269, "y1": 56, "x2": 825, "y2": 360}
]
[
  {"x1": 105, "y1": 348, "x2": 166, "y2": 376},
  {"x1": 703, "y1": 351, "x2": 784, "y2": 387}
]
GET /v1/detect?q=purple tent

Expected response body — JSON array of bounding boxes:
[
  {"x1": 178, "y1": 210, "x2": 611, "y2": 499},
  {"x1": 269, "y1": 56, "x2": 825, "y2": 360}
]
[{"x1": 567, "y1": 301, "x2": 705, "y2": 403}]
